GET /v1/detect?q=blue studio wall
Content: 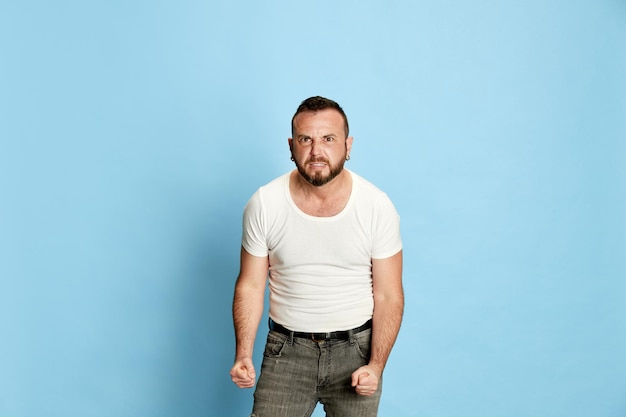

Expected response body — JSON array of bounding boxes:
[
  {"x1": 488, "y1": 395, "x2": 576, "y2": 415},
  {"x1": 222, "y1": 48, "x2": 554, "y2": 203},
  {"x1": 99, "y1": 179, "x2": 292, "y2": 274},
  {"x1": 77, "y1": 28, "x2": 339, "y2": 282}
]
[{"x1": 1, "y1": 1, "x2": 625, "y2": 416}]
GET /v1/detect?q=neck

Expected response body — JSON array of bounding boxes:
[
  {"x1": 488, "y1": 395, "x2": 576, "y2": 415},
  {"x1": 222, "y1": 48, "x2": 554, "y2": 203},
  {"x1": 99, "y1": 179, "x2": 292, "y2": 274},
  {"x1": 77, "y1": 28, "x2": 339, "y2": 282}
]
[{"x1": 290, "y1": 169, "x2": 352, "y2": 217}]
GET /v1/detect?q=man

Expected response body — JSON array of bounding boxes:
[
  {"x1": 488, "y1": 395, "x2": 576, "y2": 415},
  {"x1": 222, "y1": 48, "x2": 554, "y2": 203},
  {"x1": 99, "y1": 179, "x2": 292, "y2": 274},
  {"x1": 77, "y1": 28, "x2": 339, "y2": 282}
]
[{"x1": 230, "y1": 96, "x2": 403, "y2": 417}]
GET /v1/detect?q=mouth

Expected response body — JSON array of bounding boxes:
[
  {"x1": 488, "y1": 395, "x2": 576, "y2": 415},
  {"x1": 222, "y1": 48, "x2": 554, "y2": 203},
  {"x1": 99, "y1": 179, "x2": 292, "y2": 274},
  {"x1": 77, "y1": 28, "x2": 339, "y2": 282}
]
[
  {"x1": 308, "y1": 163, "x2": 327, "y2": 170},
  {"x1": 307, "y1": 159, "x2": 328, "y2": 168}
]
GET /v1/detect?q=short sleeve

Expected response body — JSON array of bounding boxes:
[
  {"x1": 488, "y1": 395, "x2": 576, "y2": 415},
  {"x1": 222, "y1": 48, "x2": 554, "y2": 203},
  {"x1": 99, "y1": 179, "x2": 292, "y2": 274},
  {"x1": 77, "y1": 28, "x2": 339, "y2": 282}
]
[
  {"x1": 241, "y1": 190, "x2": 269, "y2": 257},
  {"x1": 371, "y1": 194, "x2": 402, "y2": 259}
]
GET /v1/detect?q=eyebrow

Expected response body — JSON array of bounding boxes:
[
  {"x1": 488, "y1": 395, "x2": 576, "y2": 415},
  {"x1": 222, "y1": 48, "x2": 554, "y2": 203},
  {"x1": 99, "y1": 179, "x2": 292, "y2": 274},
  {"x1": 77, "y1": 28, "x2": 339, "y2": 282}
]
[{"x1": 296, "y1": 133, "x2": 337, "y2": 140}]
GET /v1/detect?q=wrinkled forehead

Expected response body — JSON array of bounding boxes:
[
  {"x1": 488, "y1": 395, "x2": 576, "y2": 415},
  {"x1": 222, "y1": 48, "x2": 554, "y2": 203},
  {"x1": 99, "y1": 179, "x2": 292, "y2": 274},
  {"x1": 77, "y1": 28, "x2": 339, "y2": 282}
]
[{"x1": 291, "y1": 109, "x2": 348, "y2": 138}]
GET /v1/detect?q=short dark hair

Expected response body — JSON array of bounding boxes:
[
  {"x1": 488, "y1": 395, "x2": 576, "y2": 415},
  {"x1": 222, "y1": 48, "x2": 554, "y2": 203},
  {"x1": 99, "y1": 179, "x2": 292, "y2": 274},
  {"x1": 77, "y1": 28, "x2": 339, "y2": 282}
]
[{"x1": 291, "y1": 96, "x2": 349, "y2": 138}]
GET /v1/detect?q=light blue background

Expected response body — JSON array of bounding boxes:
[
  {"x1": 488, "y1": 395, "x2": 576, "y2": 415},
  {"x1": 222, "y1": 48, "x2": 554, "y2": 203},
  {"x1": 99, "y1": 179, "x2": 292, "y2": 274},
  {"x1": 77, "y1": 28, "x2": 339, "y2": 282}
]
[{"x1": 1, "y1": 1, "x2": 625, "y2": 416}]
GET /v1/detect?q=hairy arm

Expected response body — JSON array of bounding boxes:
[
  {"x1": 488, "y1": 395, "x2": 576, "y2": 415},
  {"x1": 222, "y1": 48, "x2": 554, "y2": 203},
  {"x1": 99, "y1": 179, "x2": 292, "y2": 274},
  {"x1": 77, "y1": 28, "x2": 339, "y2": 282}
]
[
  {"x1": 230, "y1": 246, "x2": 269, "y2": 388},
  {"x1": 352, "y1": 250, "x2": 404, "y2": 396}
]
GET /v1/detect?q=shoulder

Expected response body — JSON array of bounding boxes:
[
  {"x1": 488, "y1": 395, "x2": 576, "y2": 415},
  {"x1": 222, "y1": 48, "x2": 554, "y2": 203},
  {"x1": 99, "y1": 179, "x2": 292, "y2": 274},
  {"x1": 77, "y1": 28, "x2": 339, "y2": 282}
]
[
  {"x1": 250, "y1": 171, "x2": 290, "y2": 200},
  {"x1": 245, "y1": 171, "x2": 291, "y2": 214},
  {"x1": 349, "y1": 170, "x2": 391, "y2": 201},
  {"x1": 349, "y1": 170, "x2": 399, "y2": 216},
  {"x1": 350, "y1": 171, "x2": 380, "y2": 192}
]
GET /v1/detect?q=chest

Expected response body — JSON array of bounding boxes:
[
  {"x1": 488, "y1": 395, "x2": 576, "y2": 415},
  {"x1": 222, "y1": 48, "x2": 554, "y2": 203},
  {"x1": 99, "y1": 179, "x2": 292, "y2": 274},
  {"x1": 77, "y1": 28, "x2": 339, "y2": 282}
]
[
  {"x1": 291, "y1": 195, "x2": 349, "y2": 217},
  {"x1": 265, "y1": 211, "x2": 372, "y2": 268}
]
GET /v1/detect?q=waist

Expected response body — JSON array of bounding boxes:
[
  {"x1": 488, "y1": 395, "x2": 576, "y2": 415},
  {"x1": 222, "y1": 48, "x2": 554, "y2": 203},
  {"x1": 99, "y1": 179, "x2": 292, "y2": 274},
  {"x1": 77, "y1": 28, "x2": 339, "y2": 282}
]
[{"x1": 269, "y1": 318, "x2": 372, "y2": 341}]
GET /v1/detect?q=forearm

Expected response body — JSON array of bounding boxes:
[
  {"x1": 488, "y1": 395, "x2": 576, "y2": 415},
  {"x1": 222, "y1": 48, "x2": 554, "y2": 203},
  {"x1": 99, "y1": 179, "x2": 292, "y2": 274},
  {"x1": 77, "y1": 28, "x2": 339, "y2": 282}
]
[
  {"x1": 369, "y1": 291, "x2": 404, "y2": 375},
  {"x1": 232, "y1": 280, "x2": 265, "y2": 359}
]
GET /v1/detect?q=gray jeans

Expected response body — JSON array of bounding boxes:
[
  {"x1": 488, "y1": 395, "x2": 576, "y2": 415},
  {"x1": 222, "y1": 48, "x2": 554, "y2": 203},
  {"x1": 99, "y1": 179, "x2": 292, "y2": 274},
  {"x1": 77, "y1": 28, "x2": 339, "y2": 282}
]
[{"x1": 251, "y1": 326, "x2": 381, "y2": 417}]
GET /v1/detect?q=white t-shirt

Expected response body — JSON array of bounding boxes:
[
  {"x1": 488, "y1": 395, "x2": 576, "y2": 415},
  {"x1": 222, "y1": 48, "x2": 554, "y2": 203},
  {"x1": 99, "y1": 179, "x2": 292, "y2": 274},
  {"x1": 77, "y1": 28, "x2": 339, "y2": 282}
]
[{"x1": 242, "y1": 169, "x2": 402, "y2": 332}]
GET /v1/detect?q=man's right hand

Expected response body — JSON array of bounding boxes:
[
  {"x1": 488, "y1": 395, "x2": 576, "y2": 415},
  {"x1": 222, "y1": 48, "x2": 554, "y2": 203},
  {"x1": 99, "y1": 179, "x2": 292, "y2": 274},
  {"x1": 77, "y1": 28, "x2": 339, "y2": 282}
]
[{"x1": 230, "y1": 357, "x2": 256, "y2": 388}]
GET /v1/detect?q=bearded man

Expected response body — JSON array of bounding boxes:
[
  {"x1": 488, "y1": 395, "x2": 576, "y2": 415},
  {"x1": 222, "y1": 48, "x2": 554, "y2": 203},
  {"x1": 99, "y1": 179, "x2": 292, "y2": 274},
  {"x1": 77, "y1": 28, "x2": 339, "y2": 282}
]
[{"x1": 230, "y1": 96, "x2": 404, "y2": 417}]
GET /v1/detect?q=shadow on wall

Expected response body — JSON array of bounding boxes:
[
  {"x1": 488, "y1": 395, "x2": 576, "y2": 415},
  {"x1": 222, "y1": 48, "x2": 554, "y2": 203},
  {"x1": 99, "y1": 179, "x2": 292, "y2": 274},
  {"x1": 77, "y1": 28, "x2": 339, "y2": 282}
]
[
  {"x1": 154, "y1": 95, "x2": 281, "y2": 416},
  {"x1": 161, "y1": 187, "x2": 257, "y2": 416}
]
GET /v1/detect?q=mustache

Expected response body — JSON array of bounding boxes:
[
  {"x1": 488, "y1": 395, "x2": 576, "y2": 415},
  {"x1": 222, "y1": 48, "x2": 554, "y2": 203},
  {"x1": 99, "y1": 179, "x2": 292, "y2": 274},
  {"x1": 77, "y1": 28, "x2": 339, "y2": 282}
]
[{"x1": 306, "y1": 157, "x2": 329, "y2": 164}]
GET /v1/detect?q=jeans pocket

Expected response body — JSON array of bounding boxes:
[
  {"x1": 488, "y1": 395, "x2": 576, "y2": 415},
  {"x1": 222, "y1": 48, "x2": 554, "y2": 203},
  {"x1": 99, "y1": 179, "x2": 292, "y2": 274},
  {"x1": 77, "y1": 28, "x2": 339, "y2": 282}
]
[
  {"x1": 353, "y1": 329, "x2": 372, "y2": 360},
  {"x1": 263, "y1": 331, "x2": 288, "y2": 358}
]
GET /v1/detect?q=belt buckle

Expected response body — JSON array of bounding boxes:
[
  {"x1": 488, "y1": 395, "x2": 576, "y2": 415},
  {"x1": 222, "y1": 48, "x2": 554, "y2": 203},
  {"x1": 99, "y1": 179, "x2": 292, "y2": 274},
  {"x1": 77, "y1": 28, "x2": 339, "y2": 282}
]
[{"x1": 311, "y1": 332, "x2": 330, "y2": 342}]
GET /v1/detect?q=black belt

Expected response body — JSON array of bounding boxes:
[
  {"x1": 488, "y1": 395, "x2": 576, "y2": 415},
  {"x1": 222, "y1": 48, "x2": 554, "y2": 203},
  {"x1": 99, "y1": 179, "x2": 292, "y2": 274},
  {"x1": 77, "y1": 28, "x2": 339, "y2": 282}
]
[{"x1": 269, "y1": 319, "x2": 372, "y2": 341}]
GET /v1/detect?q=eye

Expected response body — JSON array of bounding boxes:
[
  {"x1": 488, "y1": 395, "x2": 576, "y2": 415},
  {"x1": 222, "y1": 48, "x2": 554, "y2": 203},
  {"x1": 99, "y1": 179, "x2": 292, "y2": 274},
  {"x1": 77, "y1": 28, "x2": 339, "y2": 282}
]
[
  {"x1": 297, "y1": 137, "x2": 312, "y2": 144},
  {"x1": 324, "y1": 136, "x2": 335, "y2": 142}
]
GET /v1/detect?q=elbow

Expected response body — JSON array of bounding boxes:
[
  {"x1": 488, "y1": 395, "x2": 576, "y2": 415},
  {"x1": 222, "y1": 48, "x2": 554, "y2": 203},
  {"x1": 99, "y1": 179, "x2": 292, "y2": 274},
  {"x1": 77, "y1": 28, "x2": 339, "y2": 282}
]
[{"x1": 374, "y1": 289, "x2": 404, "y2": 310}]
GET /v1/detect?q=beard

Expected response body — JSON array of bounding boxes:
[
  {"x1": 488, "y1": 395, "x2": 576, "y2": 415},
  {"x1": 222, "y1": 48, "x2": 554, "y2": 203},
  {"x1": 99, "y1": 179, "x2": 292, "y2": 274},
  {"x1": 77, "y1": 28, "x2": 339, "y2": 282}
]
[{"x1": 293, "y1": 155, "x2": 346, "y2": 187}]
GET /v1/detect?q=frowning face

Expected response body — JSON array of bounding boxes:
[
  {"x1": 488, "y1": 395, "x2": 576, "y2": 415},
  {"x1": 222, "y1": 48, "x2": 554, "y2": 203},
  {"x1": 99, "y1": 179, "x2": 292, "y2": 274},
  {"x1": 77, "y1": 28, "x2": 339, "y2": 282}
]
[{"x1": 289, "y1": 109, "x2": 353, "y2": 187}]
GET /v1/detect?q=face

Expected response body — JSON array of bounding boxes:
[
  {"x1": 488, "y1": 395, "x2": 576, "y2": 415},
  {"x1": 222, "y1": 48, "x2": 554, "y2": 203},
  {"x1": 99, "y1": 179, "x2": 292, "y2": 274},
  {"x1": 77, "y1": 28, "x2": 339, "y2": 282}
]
[{"x1": 289, "y1": 109, "x2": 353, "y2": 187}]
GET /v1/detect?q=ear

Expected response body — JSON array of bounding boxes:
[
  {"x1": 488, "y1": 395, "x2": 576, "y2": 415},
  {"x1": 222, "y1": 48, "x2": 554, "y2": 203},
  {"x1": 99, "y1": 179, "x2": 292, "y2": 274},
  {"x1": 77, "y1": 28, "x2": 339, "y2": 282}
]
[
  {"x1": 346, "y1": 136, "x2": 354, "y2": 154},
  {"x1": 288, "y1": 138, "x2": 293, "y2": 152}
]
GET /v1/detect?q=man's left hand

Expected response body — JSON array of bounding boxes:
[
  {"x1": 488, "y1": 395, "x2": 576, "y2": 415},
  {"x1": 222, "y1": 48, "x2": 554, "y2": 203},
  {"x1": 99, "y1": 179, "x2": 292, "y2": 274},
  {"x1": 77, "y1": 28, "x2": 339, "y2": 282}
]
[{"x1": 351, "y1": 365, "x2": 380, "y2": 396}]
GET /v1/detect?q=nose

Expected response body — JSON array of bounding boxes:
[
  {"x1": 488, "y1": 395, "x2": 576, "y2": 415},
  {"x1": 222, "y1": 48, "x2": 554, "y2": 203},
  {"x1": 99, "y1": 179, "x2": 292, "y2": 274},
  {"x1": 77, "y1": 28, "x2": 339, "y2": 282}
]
[{"x1": 310, "y1": 138, "x2": 323, "y2": 156}]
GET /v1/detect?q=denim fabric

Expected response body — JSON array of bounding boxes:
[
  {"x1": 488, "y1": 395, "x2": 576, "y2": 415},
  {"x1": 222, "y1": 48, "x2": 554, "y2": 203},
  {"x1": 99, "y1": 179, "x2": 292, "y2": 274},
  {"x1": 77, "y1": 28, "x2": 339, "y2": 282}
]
[{"x1": 251, "y1": 327, "x2": 381, "y2": 417}]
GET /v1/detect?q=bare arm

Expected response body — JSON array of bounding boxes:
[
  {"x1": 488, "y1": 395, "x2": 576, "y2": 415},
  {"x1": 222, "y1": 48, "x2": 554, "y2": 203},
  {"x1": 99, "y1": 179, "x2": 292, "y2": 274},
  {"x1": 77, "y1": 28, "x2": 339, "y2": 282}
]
[
  {"x1": 352, "y1": 250, "x2": 404, "y2": 396},
  {"x1": 230, "y1": 246, "x2": 269, "y2": 388}
]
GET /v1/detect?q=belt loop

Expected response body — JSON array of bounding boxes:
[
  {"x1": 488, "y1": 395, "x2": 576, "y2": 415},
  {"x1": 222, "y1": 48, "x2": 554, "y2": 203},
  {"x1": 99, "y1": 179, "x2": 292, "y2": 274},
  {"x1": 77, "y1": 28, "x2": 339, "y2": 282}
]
[
  {"x1": 348, "y1": 328, "x2": 355, "y2": 345},
  {"x1": 289, "y1": 331, "x2": 294, "y2": 345}
]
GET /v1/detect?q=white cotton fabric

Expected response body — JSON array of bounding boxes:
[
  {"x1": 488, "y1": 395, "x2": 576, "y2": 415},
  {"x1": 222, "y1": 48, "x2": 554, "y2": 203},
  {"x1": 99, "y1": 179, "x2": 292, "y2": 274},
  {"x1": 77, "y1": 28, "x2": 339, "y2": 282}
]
[{"x1": 241, "y1": 169, "x2": 402, "y2": 333}]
